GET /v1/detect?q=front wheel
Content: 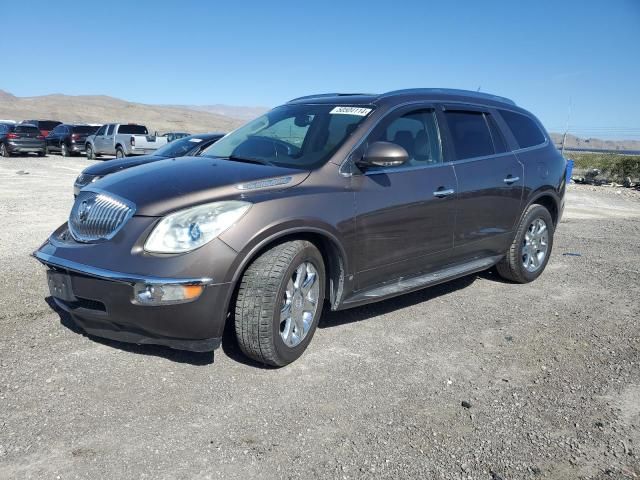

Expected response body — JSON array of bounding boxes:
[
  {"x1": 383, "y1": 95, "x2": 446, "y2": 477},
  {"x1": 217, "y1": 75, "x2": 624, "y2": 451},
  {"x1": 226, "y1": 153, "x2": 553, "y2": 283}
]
[
  {"x1": 234, "y1": 240, "x2": 325, "y2": 367},
  {"x1": 86, "y1": 144, "x2": 95, "y2": 160},
  {"x1": 496, "y1": 204, "x2": 554, "y2": 283}
]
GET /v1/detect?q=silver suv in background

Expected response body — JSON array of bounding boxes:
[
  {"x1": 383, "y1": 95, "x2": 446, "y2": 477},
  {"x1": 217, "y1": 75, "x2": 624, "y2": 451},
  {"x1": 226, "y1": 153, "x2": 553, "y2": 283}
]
[{"x1": 85, "y1": 123, "x2": 168, "y2": 159}]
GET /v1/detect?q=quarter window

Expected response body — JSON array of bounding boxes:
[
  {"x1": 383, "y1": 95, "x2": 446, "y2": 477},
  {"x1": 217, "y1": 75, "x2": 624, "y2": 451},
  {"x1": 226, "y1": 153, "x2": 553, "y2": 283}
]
[
  {"x1": 499, "y1": 109, "x2": 546, "y2": 149},
  {"x1": 444, "y1": 111, "x2": 494, "y2": 160},
  {"x1": 370, "y1": 109, "x2": 442, "y2": 167}
]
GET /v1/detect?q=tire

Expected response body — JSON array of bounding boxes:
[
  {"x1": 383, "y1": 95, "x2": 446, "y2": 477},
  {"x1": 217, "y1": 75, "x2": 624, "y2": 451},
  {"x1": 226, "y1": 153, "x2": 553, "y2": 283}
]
[
  {"x1": 0, "y1": 143, "x2": 9, "y2": 157},
  {"x1": 235, "y1": 240, "x2": 325, "y2": 367},
  {"x1": 496, "y1": 204, "x2": 554, "y2": 283},
  {"x1": 61, "y1": 143, "x2": 69, "y2": 157},
  {"x1": 86, "y1": 144, "x2": 95, "y2": 160},
  {"x1": 115, "y1": 147, "x2": 125, "y2": 159},
  {"x1": 38, "y1": 150, "x2": 46, "y2": 157}
]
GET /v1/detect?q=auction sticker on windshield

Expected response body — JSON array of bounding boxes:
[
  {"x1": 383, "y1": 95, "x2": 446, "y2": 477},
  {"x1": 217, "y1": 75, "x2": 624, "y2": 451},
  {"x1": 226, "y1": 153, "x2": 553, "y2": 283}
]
[{"x1": 330, "y1": 106, "x2": 372, "y2": 116}]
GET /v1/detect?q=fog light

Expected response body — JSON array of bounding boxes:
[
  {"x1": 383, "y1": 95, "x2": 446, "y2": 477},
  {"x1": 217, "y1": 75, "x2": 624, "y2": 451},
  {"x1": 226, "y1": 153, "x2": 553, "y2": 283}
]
[{"x1": 133, "y1": 283, "x2": 203, "y2": 305}]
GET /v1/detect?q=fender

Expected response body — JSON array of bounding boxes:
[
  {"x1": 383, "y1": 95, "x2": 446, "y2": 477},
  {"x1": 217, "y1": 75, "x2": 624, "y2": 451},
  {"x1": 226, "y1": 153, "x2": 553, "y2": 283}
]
[{"x1": 223, "y1": 219, "x2": 349, "y2": 285}]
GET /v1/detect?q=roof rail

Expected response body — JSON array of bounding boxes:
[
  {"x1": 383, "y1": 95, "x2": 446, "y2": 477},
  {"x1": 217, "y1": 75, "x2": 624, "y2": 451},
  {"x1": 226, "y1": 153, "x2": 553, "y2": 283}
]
[
  {"x1": 287, "y1": 93, "x2": 375, "y2": 103},
  {"x1": 378, "y1": 88, "x2": 516, "y2": 106}
]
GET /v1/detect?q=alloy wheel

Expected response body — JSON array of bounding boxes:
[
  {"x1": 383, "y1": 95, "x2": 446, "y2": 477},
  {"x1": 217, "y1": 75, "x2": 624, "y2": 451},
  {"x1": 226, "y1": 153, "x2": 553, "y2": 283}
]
[
  {"x1": 280, "y1": 261, "x2": 320, "y2": 347},
  {"x1": 522, "y1": 218, "x2": 549, "y2": 272}
]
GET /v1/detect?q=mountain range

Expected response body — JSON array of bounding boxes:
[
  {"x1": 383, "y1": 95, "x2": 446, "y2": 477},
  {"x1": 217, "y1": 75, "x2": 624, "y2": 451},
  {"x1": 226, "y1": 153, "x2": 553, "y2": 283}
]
[{"x1": 1, "y1": 90, "x2": 638, "y2": 151}]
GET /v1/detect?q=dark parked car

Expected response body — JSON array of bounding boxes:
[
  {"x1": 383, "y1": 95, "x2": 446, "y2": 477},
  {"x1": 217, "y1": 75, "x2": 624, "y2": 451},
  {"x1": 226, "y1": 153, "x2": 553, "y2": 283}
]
[
  {"x1": 74, "y1": 133, "x2": 225, "y2": 195},
  {"x1": 162, "y1": 132, "x2": 191, "y2": 142},
  {"x1": 46, "y1": 124, "x2": 100, "y2": 157},
  {"x1": 1, "y1": 124, "x2": 46, "y2": 157},
  {"x1": 21, "y1": 120, "x2": 62, "y2": 137},
  {"x1": 34, "y1": 89, "x2": 567, "y2": 367}
]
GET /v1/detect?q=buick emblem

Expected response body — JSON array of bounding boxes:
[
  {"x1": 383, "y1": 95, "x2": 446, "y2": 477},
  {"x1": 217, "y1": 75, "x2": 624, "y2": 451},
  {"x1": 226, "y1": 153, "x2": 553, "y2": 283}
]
[{"x1": 78, "y1": 200, "x2": 91, "y2": 223}]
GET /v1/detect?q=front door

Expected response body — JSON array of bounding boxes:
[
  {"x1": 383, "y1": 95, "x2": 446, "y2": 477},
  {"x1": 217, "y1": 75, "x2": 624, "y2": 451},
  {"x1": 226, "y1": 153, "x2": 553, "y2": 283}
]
[
  {"x1": 93, "y1": 124, "x2": 108, "y2": 153},
  {"x1": 352, "y1": 106, "x2": 457, "y2": 290}
]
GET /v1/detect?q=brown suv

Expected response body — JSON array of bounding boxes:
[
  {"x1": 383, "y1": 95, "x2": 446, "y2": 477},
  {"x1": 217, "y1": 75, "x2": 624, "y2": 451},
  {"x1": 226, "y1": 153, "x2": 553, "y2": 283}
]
[{"x1": 35, "y1": 89, "x2": 567, "y2": 366}]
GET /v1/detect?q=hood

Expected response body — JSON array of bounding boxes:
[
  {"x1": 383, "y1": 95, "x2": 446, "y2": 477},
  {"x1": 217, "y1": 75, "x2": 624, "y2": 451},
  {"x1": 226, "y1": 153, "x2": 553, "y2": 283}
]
[
  {"x1": 91, "y1": 156, "x2": 310, "y2": 216},
  {"x1": 83, "y1": 155, "x2": 165, "y2": 176}
]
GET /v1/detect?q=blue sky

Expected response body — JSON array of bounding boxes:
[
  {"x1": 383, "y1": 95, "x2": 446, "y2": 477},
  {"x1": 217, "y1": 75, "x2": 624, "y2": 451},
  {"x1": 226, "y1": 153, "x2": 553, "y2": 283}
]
[{"x1": 4, "y1": 0, "x2": 640, "y2": 138}]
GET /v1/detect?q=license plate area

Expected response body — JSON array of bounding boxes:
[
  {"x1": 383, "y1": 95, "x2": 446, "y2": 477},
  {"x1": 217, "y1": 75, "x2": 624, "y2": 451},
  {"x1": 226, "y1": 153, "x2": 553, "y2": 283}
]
[{"x1": 47, "y1": 270, "x2": 77, "y2": 302}]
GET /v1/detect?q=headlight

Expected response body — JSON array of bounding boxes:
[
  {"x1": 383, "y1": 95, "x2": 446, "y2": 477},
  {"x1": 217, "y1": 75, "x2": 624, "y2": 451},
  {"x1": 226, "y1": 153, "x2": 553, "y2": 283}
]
[
  {"x1": 144, "y1": 201, "x2": 251, "y2": 253},
  {"x1": 75, "y1": 173, "x2": 101, "y2": 187}
]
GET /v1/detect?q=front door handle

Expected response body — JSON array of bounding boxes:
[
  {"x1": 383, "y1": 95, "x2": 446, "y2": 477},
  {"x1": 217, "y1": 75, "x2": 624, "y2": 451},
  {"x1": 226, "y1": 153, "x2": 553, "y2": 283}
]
[
  {"x1": 433, "y1": 188, "x2": 455, "y2": 198},
  {"x1": 503, "y1": 176, "x2": 520, "y2": 184}
]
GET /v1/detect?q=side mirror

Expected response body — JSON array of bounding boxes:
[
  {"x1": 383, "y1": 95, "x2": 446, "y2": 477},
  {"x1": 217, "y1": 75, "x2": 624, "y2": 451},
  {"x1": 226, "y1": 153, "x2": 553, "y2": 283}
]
[{"x1": 357, "y1": 141, "x2": 409, "y2": 169}]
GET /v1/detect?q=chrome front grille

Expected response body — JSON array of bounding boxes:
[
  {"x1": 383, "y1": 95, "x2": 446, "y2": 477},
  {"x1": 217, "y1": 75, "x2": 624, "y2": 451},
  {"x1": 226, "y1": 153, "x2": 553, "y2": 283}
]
[{"x1": 68, "y1": 191, "x2": 135, "y2": 242}]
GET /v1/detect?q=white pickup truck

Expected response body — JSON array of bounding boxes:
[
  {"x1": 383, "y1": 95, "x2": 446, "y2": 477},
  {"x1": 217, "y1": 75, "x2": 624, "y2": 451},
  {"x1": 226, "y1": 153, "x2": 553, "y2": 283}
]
[{"x1": 85, "y1": 123, "x2": 168, "y2": 159}]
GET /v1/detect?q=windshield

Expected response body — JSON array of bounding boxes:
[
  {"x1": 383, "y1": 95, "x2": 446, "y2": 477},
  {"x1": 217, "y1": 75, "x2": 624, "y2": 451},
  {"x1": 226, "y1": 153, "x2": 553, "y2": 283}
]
[
  {"x1": 154, "y1": 136, "x2": 208, "y2": 157},
  {"x1": 201, "y1": 104, "x2": 373, "y2": 169},
  {"x1": 118, "y1": 125, "x2": 148, "y2": 135}
]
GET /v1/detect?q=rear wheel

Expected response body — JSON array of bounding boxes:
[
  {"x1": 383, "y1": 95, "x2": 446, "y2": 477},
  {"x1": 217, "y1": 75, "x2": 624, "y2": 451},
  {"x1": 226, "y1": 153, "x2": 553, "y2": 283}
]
[
  {"x1": 496, "y1": 204, "x2": 554, "y2": 283},
  {"x1": 234, "y1": 240, "x2": 325, "y2": 367},
  {"x1": 0, "y1": 143, "x2": 9, "y2": 157},
  {"x1": 115, "y1": 147, "x2": 125, "y2": 159}
]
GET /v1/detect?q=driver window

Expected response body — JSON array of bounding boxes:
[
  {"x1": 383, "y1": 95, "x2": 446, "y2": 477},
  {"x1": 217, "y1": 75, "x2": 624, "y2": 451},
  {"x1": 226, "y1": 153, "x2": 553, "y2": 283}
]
[
  {"x1": 96, "y1": 125, "x2": 107, "y2": 136},
  {"x1": 371, "y1": 109, "x2": 442, "y2": 167}
]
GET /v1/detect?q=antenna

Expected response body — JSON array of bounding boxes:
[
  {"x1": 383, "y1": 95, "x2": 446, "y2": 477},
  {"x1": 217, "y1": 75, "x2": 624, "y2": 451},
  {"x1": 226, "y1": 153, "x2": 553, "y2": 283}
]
[{"x1": 561, "y1": 97, "x2": 572, "y2": 156}]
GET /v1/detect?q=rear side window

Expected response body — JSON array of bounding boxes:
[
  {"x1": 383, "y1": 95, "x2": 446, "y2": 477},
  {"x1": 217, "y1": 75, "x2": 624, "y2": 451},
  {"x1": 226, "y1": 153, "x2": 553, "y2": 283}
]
[
  {"x1": 444, "y1": 111, "x2": 494, "y2": 160},
  {"x1": 499, "y1": 110, "x2": 546, "y2": 149},
  {"x1": 72, "y1": 125, "x2": 99, "y2": 134},
  {"x1": 118, "y1": 124, "x2": 148, "y2": 135},
  {"x1": 39, "y1": 121, "x2": 61, "y2": 131}
]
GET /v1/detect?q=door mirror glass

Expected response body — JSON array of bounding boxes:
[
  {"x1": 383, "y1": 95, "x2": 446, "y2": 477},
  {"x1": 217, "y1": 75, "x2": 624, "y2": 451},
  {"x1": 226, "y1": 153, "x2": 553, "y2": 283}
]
[{"x1": 357, "y1": 141, "x2": 409, "y2": 168}]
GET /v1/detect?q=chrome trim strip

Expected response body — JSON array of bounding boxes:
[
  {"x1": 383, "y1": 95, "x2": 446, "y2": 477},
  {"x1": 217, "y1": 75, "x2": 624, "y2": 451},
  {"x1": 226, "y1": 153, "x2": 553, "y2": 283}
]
[{"x1": 32, "y1": 250, "x2": 214, "y2": 286}]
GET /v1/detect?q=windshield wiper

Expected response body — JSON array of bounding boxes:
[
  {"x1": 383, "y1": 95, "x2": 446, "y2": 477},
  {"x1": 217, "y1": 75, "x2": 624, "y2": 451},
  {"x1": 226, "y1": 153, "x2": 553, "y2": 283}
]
[{"x1": 224, "y1": 155, "x2": 273, "y2": 166}]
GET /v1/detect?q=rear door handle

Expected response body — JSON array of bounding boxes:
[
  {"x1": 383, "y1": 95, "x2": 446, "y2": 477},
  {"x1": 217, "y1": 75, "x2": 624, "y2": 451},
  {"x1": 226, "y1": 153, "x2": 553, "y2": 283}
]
[
  {"x1": 433, "y1": 188, "x2": 455, "y2": 198},
  {"x1": 503, "y1": 176, "x2": 520, "y2": 184}
]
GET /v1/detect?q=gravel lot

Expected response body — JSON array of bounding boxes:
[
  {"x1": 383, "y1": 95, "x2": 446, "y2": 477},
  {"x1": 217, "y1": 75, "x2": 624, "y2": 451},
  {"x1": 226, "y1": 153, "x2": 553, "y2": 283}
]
[{"x1": 1, "y1": 155, "x2": 639, "y2": 480}]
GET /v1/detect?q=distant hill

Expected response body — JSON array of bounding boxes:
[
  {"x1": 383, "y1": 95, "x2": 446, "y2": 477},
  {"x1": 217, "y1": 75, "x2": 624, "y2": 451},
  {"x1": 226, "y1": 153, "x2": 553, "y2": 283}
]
[
  {"x1": 550, "y1": 132, "x2": 640, "y2": 152},
  {"x1": 0, "y1": 90, "x2": 245, "y2": 134},
  {"x1": 168, "y1": 104, "x2": 269, "y2": 121}
]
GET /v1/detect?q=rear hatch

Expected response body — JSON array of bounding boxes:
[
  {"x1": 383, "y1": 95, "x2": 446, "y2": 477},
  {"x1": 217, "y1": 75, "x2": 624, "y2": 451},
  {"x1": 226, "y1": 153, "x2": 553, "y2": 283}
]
[
  {"x1": 9, "y1": 125, "x2": 45, "y2": 148},
  {"x1": 71, "y1": 125, "x2": 99, "y2": 145}
]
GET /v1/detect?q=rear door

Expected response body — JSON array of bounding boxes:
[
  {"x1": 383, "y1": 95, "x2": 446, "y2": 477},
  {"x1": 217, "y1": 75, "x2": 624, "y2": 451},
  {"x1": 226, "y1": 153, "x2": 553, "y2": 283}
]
[
  {"x1": 439, "y1": 105, "x2": 523, "y2": 258},
  {"x1": 352, "y1": 105, "x2": 457, "y2": 290}
]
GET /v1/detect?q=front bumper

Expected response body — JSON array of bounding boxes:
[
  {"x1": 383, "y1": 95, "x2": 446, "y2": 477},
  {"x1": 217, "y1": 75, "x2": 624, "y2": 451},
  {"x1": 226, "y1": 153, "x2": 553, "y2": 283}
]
[{"x1": 33, "y1": 248, "x2": 232, "y2": 352}]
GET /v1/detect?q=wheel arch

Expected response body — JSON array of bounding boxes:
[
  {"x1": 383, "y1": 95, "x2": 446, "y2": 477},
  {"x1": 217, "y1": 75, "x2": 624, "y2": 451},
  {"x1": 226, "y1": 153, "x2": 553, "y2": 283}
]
[
  {"x1": 223, "y1": 227, "x2": 348, "y2": 323},
  {"x1": 524, "y1": 188, "x2": 561, "y2": 226}
]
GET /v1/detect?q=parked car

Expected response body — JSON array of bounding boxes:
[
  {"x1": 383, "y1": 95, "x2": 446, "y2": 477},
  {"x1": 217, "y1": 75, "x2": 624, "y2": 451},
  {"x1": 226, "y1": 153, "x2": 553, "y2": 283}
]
[
  {"x1": 46, "y1": 124, "x2": 100, "y2": 157},
  {"x1": 20, "y1": 120, "x2": 62, "y2": 137},
  {"x1": 0, "y1": 119, "x2": 16, "y2": 125},
  {"x1": 74, "y1": 133, "x2": 225, "y2": 195},
  {"x1": 85, "y1": 123, "x2": 168, "y2": 159},
  {"x1": 162, "y1": 132, "x2": 190, "y2": 142},
  {"x1": 1, "y1": 124, "x2": 46, "y2": 157},
  {"x1": 34, "y1": 88, "x2": 567, "y2": 367}
]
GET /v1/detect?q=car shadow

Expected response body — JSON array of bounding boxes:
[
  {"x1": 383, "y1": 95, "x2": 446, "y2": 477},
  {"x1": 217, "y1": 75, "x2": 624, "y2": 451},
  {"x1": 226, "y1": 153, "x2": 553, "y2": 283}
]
[
  {"x1": 44, "y1": 271, "x2": 488, "y2": 367},
  {"x1": 45, "y1": 297, "x2": 215, "y2": 366}
]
